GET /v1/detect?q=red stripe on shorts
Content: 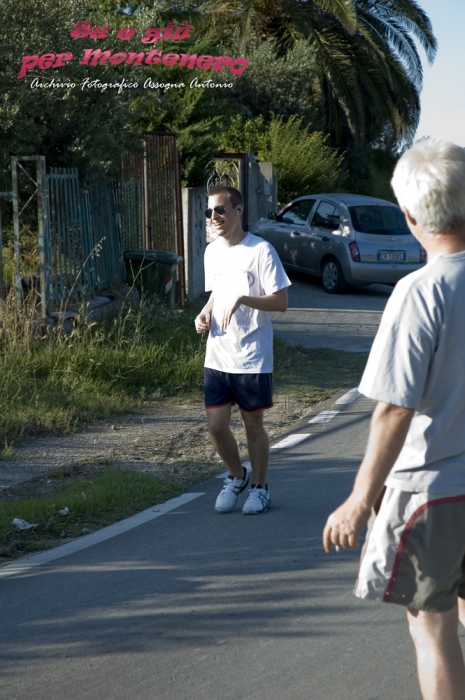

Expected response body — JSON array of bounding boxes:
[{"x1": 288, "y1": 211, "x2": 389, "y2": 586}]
[{"x1": 383, "y1": 494, "x2": 465, "y2": 603}]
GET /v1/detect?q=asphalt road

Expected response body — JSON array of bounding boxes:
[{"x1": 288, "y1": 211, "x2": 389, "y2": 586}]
[
  {"x1": 271, "y1": 272, "x2": 393, "y2": 352},
  {"x1": 1, "y1": 391, "x2": 431, "y2": 700},
  {"x1": 3, "y1": 281, "x2": 463, "y2": 699}
]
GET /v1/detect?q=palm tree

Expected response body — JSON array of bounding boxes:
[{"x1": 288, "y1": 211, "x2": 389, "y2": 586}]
[{"x1": 168, "y1": 0, "x2": 437, "y2": 147}]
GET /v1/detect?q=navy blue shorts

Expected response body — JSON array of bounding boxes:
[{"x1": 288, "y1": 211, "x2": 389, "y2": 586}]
[{"x1": 204, "y1": 368, "x2": 273, "y2": 412}]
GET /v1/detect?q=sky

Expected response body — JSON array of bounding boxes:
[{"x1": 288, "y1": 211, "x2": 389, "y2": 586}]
[{"x1": 414, "y1": 0, "x2": 465, "y2": 146}]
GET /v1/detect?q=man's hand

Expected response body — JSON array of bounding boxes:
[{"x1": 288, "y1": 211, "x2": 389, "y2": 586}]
[
  {"x1": 221, "y1": 296, "x2": 244, "y2": 331},
  {"x1": 195, "y1": 311, "x2": 211, "y2": 334},
  {"x1": 220, "y1": 288, "x2": 289, "y2": 330},
  {"x1": 322, "y1": 495, "x2": 372, "y2": 553},
  {"x1": 322, "y1": 401, "x2": 414, "y2": 554}
]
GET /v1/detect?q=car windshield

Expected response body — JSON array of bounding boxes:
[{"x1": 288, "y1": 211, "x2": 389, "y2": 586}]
[{"x1": 348, "y1": 205, "x2": 410, "y2": 235}]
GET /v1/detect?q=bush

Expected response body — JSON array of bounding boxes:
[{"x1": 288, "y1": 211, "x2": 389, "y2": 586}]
[{"x1": 220, "y1": 114, "x2": 346, "y2": 204}]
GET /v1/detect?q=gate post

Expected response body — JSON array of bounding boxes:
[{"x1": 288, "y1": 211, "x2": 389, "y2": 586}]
[
  {"x1": 37, "y1": 156, "x2": 51, "y2": 319},
  {"x1": 0, "y1": 191, "x2": 13, "y2": 301},
  {"x1": 11, "y1": 156, "x2": 51, "y2": 322},
  {"x1": 247, "y1": 161, "x2": 278, "y2": 231},
  {"x1": 182, "y1": 186, "x2": 206, "y2": 298}
]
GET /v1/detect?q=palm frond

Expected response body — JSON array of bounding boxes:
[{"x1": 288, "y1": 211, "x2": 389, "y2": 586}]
[{"x1": 315, "y1": 0, "x2": 358, "y2": 34}]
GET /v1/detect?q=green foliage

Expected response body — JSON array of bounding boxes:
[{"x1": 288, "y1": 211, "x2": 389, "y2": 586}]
[
  {"x1": 0, "y1": 0, "x2": 225, "y2": 186},
  {"x1": 188, "y1": 0, "x2": 437, "y2": 149},
  {"x1": 0, "y1": 0, "x2": 437, "y2": 198},
  {"x1": 0, "y1": 0, "x2": 143, "y2": 185},
  {"x1": 229, "y1": 36, "x2": 322, "y2": 127},
  {"x1": 220, "y1": 114, "x2": 346, "y2": 203}
]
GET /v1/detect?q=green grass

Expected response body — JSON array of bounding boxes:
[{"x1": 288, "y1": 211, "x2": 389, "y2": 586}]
[
  {"x1": 273, "y1": 338, "x2": 367, "y2": 404},
  {"x1": 0, "y1": 469, "x2": 184, "y2": 562},
  {"x1": 0, "y1": 297, "x2": 206, "y2": 445}
]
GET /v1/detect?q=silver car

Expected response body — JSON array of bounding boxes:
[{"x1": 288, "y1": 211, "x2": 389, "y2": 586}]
[{"x1": 252, "y1": 193, "x2": 426, "y2": 293}]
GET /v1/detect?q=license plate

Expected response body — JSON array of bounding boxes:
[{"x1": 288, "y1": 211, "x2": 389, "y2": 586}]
[{"x1": 377, "y1": 251, "x2": 406, "y2": 262}]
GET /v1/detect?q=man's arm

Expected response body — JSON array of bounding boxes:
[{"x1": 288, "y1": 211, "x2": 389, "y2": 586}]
[
  {"x1": 220, "y1": 287, "x2": 288, "y2": 331},
  {"x1": 241, "y1": 287, "x2": 288, "y2": 312},
  {"x1": 322, "y1": 401, "x2": 414, "y2": 552},
  {"x1": 195, "y1": 293, "x2": 214, "y2": 334}
]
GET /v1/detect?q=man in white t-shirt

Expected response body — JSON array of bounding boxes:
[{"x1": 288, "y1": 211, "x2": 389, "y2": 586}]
[
  {"x1": 195, "y1": 186, "x2": 290, "y2": 514},
  {"x1": 323, "y1": 139, "x2": 465, "y2": 700}
]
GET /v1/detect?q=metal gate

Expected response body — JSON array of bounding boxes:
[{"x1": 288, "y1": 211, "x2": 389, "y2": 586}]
[
  {"x1": 7, "y1": 157, "x2": 123, "y2": 321},
  {"x1": 47, "y1": 168, "x2": 95, "y2": 304},
  {"x1": 118, "y1": 132, "x2": 185, "y2": 302},
  {"x1": 205, "y1": 152, "x2": 251, "y2": 231},
  {"x1": 48, "y1": 169, "x2": 124, "y2": 306}
]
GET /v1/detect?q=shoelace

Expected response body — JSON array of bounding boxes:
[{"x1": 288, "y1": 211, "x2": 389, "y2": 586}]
[{"x1": 222, "y1": 476, "x2": 242, "y2": 492}]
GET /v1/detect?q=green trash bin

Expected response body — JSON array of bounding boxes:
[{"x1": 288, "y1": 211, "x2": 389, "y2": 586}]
[{"x1": 124, "y1": 250, "x2": 183, "y2": 306}]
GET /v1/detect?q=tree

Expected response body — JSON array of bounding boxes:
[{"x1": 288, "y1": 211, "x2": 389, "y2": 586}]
[
  {"x1": 229, "y1": 35, "x2": 322, "y2": 126},
  {"x1": 219, "y1": 115, "x2": 346, "y2": 204},
  {"x1": 0, "y1": 1, "x2": 234, "y2": 186},
  {"x1": 174, "y1": 0, "x2": 437, "y2": 148},
  {"x1": 0, "y1": 0, "x2": 151, "y2": 187}
]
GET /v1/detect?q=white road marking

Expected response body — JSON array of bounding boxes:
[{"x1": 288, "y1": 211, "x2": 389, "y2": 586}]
[
  {"x1": 0, "y1": 492, "x2": 205, "y2": 580},
  {"x1": 335, "y1": 388, "x2": 360, "y2": 405},
  {"x1": 271, "y1": 434, "x2": 312, "y2": 449},
  {"x1": 308, "y1": 410, "x2": 340, "y2": 424}
]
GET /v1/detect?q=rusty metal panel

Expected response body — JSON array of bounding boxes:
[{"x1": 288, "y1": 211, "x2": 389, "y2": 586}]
[{"x1": 118, "y1": 132, "x2": 185, "y2": 303}]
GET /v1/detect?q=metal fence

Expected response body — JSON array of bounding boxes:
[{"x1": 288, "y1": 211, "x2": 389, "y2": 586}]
[
  {"x1": 4, "y1": 134, "x2": 184, "y2": 319},
  {"x1": 47, "y1": 169, "x2": 124, "y2": 306}
]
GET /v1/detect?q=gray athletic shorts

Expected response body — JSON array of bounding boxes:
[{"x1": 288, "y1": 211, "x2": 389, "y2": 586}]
[{"x1": 354, "y1": 487, "x2": 465, "y2": 612}]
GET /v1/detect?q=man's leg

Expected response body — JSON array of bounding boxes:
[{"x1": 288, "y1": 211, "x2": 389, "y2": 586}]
[
  {"x1": 406, "y1": 604, "x2": 465, "y2": 700},
  {"x1": 240, "y1": 408, "x2": 269, "y2": 486},
  {"x1": 206, "y1": 404, "x2": 243, "y2": 478},
  {"x1": 459, "y1": 597, "x2": 465, "y2": 628}
]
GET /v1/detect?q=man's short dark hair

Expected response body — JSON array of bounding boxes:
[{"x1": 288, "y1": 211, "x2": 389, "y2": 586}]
[{"x1": 208, "y1": 186, "x2": 243, "y2": 208}]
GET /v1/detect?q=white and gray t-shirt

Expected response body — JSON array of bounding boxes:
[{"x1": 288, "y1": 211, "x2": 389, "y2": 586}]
[
  {"x1": 359, "y1": 250, "x2": 465, "y2": 495},
  {"x1": 204, "y1": 232, "x2": 290, "y2": 373}
]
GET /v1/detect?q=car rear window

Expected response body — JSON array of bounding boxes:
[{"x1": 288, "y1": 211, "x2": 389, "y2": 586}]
[{"x1": 349, "y1": 206, "x2": 410, "y2": 235}]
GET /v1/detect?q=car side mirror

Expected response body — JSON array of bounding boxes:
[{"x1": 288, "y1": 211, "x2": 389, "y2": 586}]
[{"x1": 267, "y1": 212, "x2": 277, "y2": 220}]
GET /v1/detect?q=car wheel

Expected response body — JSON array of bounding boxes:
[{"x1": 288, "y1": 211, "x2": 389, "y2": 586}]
[{"x1": 321, "y1": 258, "x2": 347, "y2": 294}]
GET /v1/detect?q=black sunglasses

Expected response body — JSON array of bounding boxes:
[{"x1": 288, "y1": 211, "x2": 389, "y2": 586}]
[{"x1": 204, "y1": 205, "x2": 228, "y2": 218}]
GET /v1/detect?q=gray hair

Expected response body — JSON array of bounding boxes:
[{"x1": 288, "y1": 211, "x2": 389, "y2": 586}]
[{"x1": 391, "y1": 139, "x2": 465, "y2": 234}]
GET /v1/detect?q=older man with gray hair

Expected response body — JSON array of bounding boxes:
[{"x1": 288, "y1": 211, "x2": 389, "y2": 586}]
[{"x1": 323, "y1": 139, "x2": 465, "y2": 700}]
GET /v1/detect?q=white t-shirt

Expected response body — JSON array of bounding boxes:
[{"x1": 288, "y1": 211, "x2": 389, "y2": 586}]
[
  {"x1": 359, "y1": 250, "x2": 465, "y2": 494},
  {"x1": 204, "y1": 232, "x2": 290, "y2": 373}
]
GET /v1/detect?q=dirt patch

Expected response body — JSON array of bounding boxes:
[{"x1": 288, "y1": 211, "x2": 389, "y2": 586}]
[{"x1": 0, "y1": 393, "x2": 314, "y2": 502}]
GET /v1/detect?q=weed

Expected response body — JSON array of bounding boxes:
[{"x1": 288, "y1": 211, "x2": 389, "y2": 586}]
[
  {"x1": 0, "y1": 293, "x2": 205, "y2": 445},
  {"x1": 0, "y1": 443, "x2": 14, "y2": 460},
  {"x1": 95, "y1": 457, "x2": 116, "y2": 467}
]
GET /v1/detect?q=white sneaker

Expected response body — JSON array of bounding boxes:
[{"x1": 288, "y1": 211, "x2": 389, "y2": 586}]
[
  {"x1": 242, "y1": 485, "x2": 271, "y2": 514},
  {"x1": 215, "y1": 467, "x2": 249, "y2": 513}
]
